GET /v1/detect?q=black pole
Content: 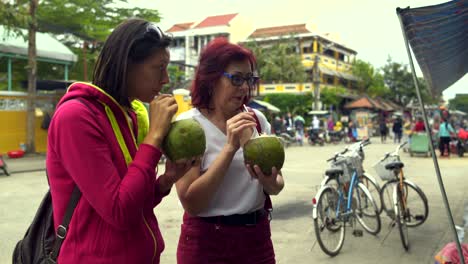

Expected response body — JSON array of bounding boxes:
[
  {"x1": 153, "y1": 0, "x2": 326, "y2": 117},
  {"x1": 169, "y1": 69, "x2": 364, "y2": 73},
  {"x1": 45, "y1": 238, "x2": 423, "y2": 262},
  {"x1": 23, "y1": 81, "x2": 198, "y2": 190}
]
[{"x1": 397, "y1": 8, "x2": 465, "y2": 264}]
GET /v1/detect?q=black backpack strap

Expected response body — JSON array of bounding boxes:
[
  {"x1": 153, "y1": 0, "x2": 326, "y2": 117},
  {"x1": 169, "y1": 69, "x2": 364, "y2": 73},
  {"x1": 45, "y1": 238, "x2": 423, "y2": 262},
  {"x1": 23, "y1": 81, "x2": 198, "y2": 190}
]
[
  {"x1": 48, "y1": 98, "x2": 93, "y2": 262},
  {"x1": 49, "y1": 186, "x2": 81, "y2": 262}
]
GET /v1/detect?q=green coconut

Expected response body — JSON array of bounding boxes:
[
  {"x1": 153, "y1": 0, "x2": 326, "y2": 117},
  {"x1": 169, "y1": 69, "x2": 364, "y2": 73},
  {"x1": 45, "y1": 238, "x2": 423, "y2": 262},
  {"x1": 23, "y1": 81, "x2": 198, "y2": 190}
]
[
  {"x1": 243, "y1": 135, "x2": 285, "y2": 175},
  {"x1": 162, "y1": 119, "x2": 206, "y2": 163}
]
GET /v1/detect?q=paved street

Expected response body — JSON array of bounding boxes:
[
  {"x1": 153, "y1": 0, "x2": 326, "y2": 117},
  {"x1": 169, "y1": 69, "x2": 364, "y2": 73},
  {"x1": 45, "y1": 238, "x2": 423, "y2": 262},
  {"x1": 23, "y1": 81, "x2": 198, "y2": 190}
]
[{"x1": 1, "y1": 138, "x2": 467, "y2": 263}]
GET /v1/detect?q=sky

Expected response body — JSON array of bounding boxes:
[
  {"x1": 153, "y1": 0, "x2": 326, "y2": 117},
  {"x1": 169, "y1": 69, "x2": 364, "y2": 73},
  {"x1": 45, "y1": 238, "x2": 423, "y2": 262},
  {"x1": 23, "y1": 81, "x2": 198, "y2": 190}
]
[{"x1": 128, "y1": 0, "x2": 467, "y2": 101}]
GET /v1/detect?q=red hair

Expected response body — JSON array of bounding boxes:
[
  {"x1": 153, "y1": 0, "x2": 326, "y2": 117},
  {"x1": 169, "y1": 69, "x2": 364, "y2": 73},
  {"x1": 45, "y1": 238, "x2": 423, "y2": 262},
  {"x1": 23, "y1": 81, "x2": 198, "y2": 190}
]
[{"x1": 190, "y1": 37, "x2": 257, "y2": 110}]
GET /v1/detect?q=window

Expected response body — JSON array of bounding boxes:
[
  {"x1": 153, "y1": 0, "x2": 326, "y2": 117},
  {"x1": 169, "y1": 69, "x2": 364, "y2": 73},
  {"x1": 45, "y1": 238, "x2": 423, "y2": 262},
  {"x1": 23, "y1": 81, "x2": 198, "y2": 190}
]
[
  {"x1": 324, "y1": 59, "x2": 329, "y2": 63},
  {"x1": 265, "y1": 86, "x2": 276, "y2": 90},
  {"x1": 331, "y1": 61, "x2": 335, "y2": 65},
  {"x1": 338, "y1": 53, "x2": 345, "y2": 61},
  {"x1": 285, "y1": 86, "x2": 296, "y2": 90},
  {"x1": 324, "y1": 49, "x2": 334, "y2": 57},
  {"x1": 303, "y1": 46, "x2": 312, "y2": 53},
  {"x1": 340, "y1": 78, "x2": 348, "y2": 87}
]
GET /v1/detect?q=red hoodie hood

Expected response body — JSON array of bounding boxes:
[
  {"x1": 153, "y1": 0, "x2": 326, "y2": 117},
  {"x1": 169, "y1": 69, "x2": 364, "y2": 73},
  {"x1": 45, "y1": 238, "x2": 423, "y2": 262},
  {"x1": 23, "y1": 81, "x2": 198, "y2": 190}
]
[{"x1": 58, "y1": 82, "x2": 128, "y2": 122}]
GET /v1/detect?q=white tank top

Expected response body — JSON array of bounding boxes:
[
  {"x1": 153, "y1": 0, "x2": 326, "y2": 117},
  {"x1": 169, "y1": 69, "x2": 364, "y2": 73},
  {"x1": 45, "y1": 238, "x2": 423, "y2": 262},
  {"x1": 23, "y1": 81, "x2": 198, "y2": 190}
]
[{"x1": 176, "y1": 108, "x2": 272, "y2": 217}]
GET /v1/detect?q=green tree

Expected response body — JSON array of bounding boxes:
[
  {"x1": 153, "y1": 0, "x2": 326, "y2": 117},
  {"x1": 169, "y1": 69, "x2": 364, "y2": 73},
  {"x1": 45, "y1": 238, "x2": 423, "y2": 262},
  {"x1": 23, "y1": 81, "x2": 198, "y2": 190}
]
[
  {"x1": 262, "y1": 92, "x2": 313, "y2": 115},
  {"x1": 351, "y1": 59, "x2": 389, "y2": 97},
  {"x1": 381, "y1": 56, "x2": 438, "y2": 106},
  {"x1": 449, "y1": 94, "x2": 468, "y2": 113},
  {"x1": 244, "y1": 37, "x2": 306, "y2": 84},
  {"x1": 0, "y1": 0, "x2": 162, "y2": 152},
  {"x1": 320, "y1": 86, "x2": 347, "y2": 110}
]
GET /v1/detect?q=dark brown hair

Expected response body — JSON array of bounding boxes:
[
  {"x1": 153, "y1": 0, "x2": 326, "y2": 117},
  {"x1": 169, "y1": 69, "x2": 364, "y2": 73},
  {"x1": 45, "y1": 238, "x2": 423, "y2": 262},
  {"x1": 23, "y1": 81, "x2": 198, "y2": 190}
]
[{"x1": 93, "y1": 18, "x2": 172, "y2": 107}]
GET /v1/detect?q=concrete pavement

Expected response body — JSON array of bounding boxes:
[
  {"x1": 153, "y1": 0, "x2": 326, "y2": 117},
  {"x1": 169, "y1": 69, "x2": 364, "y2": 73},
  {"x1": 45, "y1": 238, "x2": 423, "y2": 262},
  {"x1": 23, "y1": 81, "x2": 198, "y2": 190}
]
[{"x1": 1, "y1": 138, "x2": 467, "y2": 263}]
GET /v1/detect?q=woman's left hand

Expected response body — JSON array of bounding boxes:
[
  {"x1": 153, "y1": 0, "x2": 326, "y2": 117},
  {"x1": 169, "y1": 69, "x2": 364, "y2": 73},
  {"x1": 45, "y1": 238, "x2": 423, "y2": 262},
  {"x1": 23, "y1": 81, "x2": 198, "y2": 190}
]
[
  {"x1": 246, "y1": 164, "x2": 284, "y2": 195},
  {"x1": 158, "y1": 158, "x2": 199, "y2": 193}
]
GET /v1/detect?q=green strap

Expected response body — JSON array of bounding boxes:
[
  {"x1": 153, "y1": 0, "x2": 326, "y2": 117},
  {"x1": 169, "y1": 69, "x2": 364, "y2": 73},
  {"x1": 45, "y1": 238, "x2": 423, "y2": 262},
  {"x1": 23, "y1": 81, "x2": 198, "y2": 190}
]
[
  {"x1": 101, "y1": 102, "x2": 133, "y2": 166},
  {"x1": 131, "y1": 100, "x2": 150, "y2": 146}
]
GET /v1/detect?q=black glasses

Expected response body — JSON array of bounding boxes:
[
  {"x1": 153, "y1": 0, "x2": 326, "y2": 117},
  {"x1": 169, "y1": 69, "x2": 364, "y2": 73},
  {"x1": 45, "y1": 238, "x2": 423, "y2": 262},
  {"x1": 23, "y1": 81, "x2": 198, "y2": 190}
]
[{"x1": 223, "y1": 72, "x2": 259, "y2": 88}]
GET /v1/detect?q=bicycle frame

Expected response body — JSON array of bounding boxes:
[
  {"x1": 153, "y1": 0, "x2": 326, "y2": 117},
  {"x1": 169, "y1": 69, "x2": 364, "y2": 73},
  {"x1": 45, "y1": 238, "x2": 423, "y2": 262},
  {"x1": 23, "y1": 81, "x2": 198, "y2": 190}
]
[{"x1": 335, "y1": 170, "x2": 360, "y2": 219}]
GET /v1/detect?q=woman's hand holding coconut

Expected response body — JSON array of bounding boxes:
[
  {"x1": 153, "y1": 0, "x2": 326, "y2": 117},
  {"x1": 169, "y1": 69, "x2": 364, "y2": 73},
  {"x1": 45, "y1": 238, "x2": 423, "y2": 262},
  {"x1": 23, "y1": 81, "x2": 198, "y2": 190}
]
[
  {"x1": 143, "y1": 94, "x2": 196, "y2": 193},
  {"x1": 246, "y1": 165, "x2": 284, "y2": 195},
  {"x1": 143, "y1": 94, "x2": 178, "y2": 148}
]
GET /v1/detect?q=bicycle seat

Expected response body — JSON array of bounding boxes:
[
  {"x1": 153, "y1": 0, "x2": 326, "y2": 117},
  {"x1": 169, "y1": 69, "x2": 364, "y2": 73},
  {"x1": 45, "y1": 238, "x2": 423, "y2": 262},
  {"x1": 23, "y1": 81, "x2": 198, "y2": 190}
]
[
  {"x1": 325, "y1": 168, "x2": 344, "y2": 177},
  {"x1": 385, "y1": 161, "x2": 404, "y2": 170}
]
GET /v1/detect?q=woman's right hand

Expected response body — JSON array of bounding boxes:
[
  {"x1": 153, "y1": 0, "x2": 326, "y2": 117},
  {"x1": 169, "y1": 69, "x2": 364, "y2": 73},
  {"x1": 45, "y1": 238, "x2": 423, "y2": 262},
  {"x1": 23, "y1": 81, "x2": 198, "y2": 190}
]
[
  {"x1": 225, "y1": 112, "x2": 257, "y2": 152},
  {"x1": 143, "y1": 94, "x2": 178, "y2": 148}
]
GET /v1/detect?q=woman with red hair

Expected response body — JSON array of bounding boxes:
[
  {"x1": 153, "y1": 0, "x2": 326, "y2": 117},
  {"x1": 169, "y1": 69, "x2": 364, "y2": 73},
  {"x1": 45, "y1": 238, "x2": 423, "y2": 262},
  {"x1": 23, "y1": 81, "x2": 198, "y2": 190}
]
[{"x1": 175, "y1": 37, "x2": 284, "y2": 264}]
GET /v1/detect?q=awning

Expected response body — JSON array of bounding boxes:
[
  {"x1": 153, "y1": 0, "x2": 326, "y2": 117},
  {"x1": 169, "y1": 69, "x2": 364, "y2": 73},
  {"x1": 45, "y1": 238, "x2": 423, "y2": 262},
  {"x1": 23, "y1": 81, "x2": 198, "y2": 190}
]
[
  {"x1": 308, "y1": 110, "x2": 329, "y2": 115},
  {"x1": 397, "y1": 1, "x2": 468, "y2": 94},
  {"x1": 319, "y1": 66, "x2": 339, "y2": 77},
  {"x1": 248, "y1": 99, "x2": 281, "y2": 113},
  {"x1": 0, "y1": 25, "x2": 77, "y2": 63}
]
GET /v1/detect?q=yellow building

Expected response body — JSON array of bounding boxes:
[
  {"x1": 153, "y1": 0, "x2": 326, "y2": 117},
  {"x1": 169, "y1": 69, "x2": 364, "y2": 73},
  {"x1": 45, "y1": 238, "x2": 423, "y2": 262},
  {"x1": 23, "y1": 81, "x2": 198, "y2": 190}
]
[
  {"x1": 0, "y1": 91, "x2": 62, "y2": 153},
  {"x1": 243, "y1": 23, "x2": 359, "y2": 95}
]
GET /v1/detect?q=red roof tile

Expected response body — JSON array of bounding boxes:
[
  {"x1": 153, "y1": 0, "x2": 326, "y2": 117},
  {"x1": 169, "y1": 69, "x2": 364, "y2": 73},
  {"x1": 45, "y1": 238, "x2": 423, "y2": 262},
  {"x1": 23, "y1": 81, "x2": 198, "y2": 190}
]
[
  {"x1": 194, "y1": 13, "x2": 238, "y2": 28},
  {"x1": 166, "y1": 22, "x2": 194, "y2": 33},
  {"x1": 249, "y1": 24, "x2": 310, "y2": 38}
]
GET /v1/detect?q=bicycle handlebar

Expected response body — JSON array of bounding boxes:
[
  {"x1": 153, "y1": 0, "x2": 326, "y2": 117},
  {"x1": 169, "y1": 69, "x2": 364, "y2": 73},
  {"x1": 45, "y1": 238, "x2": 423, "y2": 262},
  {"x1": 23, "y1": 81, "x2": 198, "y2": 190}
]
[{"x1": 326, "y1": 138, "x2": 371, "y2": 162}]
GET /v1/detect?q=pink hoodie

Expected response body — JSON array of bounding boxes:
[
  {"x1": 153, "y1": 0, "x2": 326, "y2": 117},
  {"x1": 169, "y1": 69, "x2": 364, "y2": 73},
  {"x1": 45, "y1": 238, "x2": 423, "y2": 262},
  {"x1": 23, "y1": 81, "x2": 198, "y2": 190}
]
[{"x1": 46, "y1": 82, "x2": 167, "y2": 263}]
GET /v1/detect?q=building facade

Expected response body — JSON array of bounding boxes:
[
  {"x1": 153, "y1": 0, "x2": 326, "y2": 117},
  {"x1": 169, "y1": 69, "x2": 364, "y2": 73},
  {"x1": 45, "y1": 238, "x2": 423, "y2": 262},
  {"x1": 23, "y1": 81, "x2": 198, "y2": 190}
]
[
  {"x1": 166, "y1": 15, "x2": 359, "y2": 96},
  {"x1": 166, "y1": 13, "x2": 254, "y2": 77},
  {"x1": 243, "y1": 23, "x2": 358, "y2": 95}
]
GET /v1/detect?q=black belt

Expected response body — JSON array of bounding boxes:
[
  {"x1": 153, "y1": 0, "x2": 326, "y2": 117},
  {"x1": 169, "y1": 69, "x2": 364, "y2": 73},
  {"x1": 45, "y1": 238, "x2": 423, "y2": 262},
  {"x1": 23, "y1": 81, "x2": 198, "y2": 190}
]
[{"x1": 200, "y1": 209, "x2": 267, "y2": 226}]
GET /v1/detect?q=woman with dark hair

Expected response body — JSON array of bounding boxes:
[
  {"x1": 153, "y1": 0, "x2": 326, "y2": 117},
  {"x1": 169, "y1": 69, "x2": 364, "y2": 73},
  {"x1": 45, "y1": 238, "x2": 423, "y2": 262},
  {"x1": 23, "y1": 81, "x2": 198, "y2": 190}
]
[
  {"x1": 175, "y1": 37, "x2": 284, "y2": 264},
  {"x1": 46, "y1": 19, "x2": 194, "y2": 263}
]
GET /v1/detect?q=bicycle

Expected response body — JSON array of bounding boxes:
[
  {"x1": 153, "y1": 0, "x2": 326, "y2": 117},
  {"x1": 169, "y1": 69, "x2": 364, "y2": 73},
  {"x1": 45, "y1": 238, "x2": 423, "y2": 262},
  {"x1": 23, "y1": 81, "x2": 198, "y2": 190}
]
[
  {"x1": 313, "y1": 139, "x2": 381, "y2": 256},
  {"x1": 320, "y1": 139, "x2": 383, "y2": 214},
  {"x1": 373, "y1": 141, "x2": 429, "y2": 251}
]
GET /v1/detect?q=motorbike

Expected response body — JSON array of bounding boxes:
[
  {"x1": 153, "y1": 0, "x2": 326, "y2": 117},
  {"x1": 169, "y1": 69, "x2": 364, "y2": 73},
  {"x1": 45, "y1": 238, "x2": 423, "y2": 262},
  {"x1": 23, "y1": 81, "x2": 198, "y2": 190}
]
[
  {"x1": 327, "y1": 129, "x2": 346, "y2": 144},
  {"x1": 277, "y1": 127, "x2": 297, "y2": 148},
  {"x1": 456, "y1": 128, "x2": 468, "y2": 157},
  {"x1": 307, "y1": 127, "x2": 325, "y2": 146}
]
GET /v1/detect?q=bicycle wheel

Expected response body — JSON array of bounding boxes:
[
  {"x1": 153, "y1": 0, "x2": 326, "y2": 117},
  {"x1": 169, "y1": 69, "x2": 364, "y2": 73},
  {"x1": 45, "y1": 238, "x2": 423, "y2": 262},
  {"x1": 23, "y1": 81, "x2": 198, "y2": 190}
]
[
  {"x1": 394, "y1": 185, "x2": 410, "y2": 250},
  {"x1": 380, "y1": 181, "x2": 397, "y2": 219},
  {"x1": 313, "y1": 186, "x2": 345, "y2": 256},
  {"x1": 381, "y1": 180, "x2": 428, "y2": 227},
  {"x1": 360, "y1": 173, "x2": 382, "y2": 214},
  {"x1": 353, "y1": 183, "x2": 381, "y2": 235}
]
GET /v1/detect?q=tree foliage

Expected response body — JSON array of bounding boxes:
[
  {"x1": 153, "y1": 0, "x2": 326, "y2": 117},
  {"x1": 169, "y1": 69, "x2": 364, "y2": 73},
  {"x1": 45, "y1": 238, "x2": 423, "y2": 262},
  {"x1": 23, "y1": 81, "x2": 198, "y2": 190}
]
[
  {"x1": 244, "y1": 37, "x2": 307, "y2": 84},
  {"x1": 351, "y1": 59, "x2": 388, "y2": 97},
  {"x1": 449, "y1": 94, "x2": 468, "y2": 113},
  {"x1": 320, "y1": 86, "x2": 347, "y2": 108},
  {"x1": 262, "y1": 92, "x2": 313, "y2": 115}
]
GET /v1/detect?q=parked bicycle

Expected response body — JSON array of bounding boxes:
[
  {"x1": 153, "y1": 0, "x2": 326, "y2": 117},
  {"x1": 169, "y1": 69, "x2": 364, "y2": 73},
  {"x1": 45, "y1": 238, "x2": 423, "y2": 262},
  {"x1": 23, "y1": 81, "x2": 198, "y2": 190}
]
[
  {"x1": 313, "y1": 138, "x2": 381, "y2": 256},
  {"x1": 319, "y1": 139, "x2": 383, "y2": 214},
  {"x1": 373, "y1": 141, "x2": 429, "y2": 251}
]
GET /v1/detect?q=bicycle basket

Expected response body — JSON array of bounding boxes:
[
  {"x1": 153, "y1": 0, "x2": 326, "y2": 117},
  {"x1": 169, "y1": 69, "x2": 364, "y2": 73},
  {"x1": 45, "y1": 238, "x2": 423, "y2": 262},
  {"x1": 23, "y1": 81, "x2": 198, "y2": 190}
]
[
  {"x1": 373, "y1": 155, "x2": 400, "y2": 181},
  {"x1": 332, "y1": 155, "x2": 363, "y2": 183}
]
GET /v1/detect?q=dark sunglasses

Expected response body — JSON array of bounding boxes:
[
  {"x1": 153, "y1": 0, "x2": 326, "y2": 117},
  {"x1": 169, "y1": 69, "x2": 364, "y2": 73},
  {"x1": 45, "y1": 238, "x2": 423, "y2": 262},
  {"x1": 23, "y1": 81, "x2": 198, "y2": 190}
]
[
  {"x1": 223, "y1": 72, "x2": 259, "y2": 88},
  {"x1": 138, "y1": 23, "x2": 163, "y2": 41}
]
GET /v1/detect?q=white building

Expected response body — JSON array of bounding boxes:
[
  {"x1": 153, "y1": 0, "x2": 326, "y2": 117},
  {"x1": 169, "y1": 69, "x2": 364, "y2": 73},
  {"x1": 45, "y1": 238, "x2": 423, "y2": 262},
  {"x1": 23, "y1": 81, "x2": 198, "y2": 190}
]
[{"x1": 166, "y1": 13, "x2": 254, "y2": 77}]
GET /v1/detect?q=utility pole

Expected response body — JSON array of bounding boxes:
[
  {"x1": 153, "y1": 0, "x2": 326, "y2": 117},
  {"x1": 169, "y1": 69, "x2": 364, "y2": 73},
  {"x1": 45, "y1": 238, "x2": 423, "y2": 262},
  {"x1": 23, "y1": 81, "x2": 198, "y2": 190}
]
[{"x1": 313, "y1": 54, "x2": 320, "y2": 110}]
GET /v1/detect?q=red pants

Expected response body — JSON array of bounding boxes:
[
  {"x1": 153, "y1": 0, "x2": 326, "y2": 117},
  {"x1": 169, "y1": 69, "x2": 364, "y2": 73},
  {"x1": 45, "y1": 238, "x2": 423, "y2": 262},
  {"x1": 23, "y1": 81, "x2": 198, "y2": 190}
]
[{"x1": 177, "y1": 213, "x2": 276, "y2": 264}]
